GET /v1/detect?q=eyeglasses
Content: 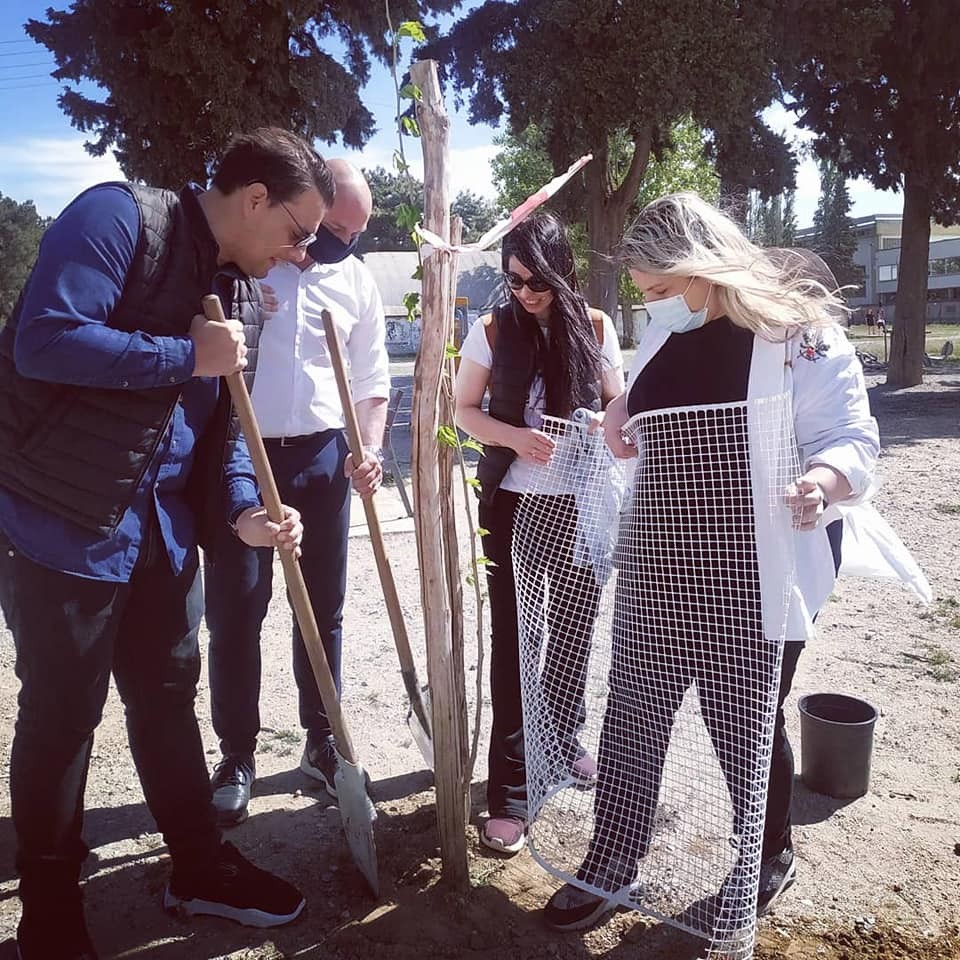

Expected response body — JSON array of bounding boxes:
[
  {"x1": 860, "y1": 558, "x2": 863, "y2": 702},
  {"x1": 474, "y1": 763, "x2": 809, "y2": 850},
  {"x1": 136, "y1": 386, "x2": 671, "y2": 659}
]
[
  {"x1": 278, "y1": 199, "x2": 318, "y2": 250},
  {"x1": 504, "y1": 270, "x2": 552, "y2": 293}
]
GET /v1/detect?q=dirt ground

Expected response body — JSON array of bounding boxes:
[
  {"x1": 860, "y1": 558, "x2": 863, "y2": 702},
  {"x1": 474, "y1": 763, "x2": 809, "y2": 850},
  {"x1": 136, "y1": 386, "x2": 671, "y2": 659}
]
[{"x1": 1, "y1": 362, "x2": 958, "y2": 960}]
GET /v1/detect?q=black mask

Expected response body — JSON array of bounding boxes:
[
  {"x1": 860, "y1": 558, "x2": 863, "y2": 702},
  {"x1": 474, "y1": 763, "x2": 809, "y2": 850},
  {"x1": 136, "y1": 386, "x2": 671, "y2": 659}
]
[{"x1": 308, "y1": 225, "x2": 360, "y2": 264}]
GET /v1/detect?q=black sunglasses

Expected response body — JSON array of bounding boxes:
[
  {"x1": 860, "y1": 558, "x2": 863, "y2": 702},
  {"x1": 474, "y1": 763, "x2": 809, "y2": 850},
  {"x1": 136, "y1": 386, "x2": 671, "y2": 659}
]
[
  {"x1": 278, "y1": 199, "x2": 318, "y2": 250},
  {"x1": 504, "y1": 270, "x2": 552, "y2": 294}
]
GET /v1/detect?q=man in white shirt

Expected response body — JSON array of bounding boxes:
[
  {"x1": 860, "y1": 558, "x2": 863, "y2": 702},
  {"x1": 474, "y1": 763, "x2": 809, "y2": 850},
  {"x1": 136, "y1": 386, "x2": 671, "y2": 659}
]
[{"x1": 204, "y1": 161, "x2": 391, "y2": 824}]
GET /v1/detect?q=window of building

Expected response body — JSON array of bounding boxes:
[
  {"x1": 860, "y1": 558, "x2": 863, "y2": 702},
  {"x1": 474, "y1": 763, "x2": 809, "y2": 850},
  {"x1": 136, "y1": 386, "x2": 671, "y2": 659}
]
[
  {"x1": 879, "y1": 236, "x2": 901, "y2": 250},
  {"x1": 878, "y1": 264, "x2": 898, "y2": 282}
]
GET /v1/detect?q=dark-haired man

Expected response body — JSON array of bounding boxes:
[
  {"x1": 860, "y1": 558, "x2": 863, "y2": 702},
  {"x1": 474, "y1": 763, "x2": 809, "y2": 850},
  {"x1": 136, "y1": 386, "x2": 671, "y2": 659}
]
[{"x1": 0, "y1": 127, "x2": 333, "y2": 959}]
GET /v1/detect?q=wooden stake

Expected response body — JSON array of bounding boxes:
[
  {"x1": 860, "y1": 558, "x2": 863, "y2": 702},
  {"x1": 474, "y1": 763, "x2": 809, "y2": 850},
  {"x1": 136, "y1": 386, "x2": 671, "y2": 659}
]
[{"x1": 409, "y1": 58, "x2": 469, "y2": 886}]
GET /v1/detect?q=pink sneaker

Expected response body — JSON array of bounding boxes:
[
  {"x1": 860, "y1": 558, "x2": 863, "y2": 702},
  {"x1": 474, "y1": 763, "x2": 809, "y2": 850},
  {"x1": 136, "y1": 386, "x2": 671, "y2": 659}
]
[
  {"x1": 571, "y1": 753, "x2": 598, "y2": 787},
  {"x1": 481, "y1": 816, "x2": 527, "y2": 854}
]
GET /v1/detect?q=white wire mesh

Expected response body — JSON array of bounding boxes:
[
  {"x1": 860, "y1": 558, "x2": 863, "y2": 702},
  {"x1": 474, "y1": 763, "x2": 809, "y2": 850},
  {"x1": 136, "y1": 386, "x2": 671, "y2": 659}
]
[{"x1": 513, "y1": 394, "x2": 800, "y2": 960}]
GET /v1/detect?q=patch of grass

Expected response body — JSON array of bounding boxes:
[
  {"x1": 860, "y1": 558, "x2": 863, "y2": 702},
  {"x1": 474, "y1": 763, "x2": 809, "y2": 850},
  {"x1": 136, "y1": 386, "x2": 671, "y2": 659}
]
[
  {"x1": 923, "y1": 643, "x2": 958, "y2": 682},
  {"x1": 935, "y1": 503, "x2": 960, "y2": 516},
  {"x1": 468, "y1": 859, "x2": 506, "y2": 887},
  {"x1": 920, "y1": 596, "x2": 960, "y2": 631},
  {"x1": 901, "y1": 638, "x2": 959, "y2": 682}
]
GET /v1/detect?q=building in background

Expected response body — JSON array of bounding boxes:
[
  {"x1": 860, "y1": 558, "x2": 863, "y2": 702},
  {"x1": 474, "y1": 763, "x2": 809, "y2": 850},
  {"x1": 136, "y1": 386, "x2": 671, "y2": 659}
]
[
  {"x1": 797, "y1": 215, "x2": 960, "y2": 324},
  {"x1": 363, "y1": 250, "x2": 502, "y2": 355}
]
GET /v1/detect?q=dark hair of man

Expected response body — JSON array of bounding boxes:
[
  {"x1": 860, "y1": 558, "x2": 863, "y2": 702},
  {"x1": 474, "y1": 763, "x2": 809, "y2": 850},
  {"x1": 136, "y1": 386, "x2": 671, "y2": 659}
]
[
  {"x1": 500, "y1": 212, "x2": 602, "y2": 418},
  {"x1": 212, "y1": 127, "x2": 336, "y2": 207}
]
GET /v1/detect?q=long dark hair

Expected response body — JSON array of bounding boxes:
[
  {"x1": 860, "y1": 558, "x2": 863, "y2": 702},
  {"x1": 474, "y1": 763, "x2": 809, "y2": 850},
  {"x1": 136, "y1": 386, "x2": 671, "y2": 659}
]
[{"x1": 500, "y1": 212, "x2": 601, "y2": 417}]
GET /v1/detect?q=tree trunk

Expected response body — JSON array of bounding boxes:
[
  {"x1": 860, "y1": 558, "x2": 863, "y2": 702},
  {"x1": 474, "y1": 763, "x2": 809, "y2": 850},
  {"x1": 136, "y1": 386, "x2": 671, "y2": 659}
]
[
  {"x1": 619, "y1": 295, "x2": 635, "y2": 349},
  {"x1": 409, "y1": 59, "x2": 469, "y2": 888},
  {"x1": 584, "y1": 214, "x2": 621, "y2": 318},
  {"x1": 887, "y1": 174, "x2": 931, "y2": 387},
  {"x1": 583, "y1": 130, "x2": 652, "y2": 320}
]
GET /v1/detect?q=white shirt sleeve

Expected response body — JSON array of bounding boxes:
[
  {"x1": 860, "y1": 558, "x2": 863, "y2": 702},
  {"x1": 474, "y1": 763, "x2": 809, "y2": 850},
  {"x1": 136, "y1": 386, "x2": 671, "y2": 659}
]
[
  {"x1": 791, "y1": 322, "x2": 880, "y2": 499},
  {"x1": 346, "y1": 259, "x2": 391, "y2": 403},
  {"x1": 599, "y1": 312, "x2": 623, "y2": 372},
  {"x1": 459, "y1": 314, "x2": 494, "y2": 369}
]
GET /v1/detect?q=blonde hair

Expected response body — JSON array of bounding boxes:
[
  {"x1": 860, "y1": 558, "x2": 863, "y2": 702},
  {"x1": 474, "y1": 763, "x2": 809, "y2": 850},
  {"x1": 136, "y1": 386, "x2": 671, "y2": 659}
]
[{"x1": 619, "y1": 192, "x2": 846, "y2": 338}]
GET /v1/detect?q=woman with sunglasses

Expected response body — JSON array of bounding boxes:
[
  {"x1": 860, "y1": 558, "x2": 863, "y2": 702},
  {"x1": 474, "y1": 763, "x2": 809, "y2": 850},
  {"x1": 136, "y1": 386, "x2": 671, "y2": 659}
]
[
  {"x1": 454, "y1": 211, "x2": 625, "y2": 855},
  {"x1": 541, "y1": 192, "x2": 888, "y2": 934}
]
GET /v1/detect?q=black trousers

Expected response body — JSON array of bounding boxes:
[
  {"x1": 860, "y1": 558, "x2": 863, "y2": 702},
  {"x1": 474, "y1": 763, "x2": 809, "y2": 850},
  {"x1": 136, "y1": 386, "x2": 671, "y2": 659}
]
[
  {"x1": 581, "y1": 520, "x2": 842, "y2": 889},
  {"x1": 1, "y1": 517, "x2": 219, "y2": 904},
  {"x1": 479, "y1": 489, "x2": 602, "y2": 820}
]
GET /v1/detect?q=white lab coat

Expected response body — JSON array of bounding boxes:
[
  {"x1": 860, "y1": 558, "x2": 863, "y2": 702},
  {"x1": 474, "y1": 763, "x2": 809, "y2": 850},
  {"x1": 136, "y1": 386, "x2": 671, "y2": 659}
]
[{"x1": 626, "y1": 320, "x2": 930, "y2": 641}]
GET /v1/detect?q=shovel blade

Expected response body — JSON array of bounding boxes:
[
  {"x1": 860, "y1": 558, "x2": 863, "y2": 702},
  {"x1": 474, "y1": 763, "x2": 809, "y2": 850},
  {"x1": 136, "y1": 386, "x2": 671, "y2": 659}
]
[
  {"x1": 406, "y1": 684, "x2": 434, "y2": 771},
  {"x1": 333, "y1": 750, "x2": 379, "y2": 897}
]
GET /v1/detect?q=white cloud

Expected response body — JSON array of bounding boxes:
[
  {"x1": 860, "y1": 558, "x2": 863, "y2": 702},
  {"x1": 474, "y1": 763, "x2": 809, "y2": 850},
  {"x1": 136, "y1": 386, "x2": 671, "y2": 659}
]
[{"x1": 0, "y1": 136, "x2": 126, "y2": 218}]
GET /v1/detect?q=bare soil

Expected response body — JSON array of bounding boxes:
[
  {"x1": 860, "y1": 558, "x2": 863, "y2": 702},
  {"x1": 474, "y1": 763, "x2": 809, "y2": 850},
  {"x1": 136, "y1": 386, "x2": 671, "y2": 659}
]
[{"x1": 1, "y1": 363, "x2": 958, "y2": 959}]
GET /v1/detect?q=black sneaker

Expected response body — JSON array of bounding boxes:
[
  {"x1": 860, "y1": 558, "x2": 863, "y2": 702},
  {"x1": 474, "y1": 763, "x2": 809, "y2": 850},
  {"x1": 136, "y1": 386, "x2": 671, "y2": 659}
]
[
  {"x1": 299, "y1": 734, "x2": 339, "y2": 798},
  {"x1": 543, "y1": 883, "x2": 617, "y2": 931},
  {"x1": 164, "y1": 841, "x2": 305, "y2": 928},
  {"x1": 210, "y1": 754, "x2": 256, "y2": 826},
  {"x1": 756, "y1": 847, "x2": 796, "y2": 915}
]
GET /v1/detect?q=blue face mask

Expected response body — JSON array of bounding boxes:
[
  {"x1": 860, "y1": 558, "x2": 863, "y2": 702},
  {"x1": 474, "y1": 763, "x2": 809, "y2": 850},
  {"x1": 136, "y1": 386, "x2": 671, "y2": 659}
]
[
  {"x1": 645, "y1": 278, "x2": 710, "y2": 334},
  {"x1": 307, "y1": 225, "x2": 360, "y2": 264}
]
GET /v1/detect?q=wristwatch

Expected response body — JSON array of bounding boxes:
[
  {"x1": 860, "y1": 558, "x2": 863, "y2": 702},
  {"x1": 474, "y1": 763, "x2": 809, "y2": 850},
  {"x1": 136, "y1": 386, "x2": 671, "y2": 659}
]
[{"x1": 363, "y1": 445, "x2": 385, "y2": 463}]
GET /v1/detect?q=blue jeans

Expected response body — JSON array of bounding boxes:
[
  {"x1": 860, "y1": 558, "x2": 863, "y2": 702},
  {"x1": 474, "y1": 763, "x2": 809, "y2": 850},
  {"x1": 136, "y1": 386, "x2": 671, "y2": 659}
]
[
  {"x1": 204, "y1": 429, "x2": 351, "y2": 756},
  {"x1": 1, "y1": 512, "x2": 220, "y2": 903}
]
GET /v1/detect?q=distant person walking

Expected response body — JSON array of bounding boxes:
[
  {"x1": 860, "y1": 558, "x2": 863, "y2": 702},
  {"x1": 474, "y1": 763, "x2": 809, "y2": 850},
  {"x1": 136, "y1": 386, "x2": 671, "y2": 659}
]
[{"x1": 865, "y1": 307, "x2": 876, "y2": 334}]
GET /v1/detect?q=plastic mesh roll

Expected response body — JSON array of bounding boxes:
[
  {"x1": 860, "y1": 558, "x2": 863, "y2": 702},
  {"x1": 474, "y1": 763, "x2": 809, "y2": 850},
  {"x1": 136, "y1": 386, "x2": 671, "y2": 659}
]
[{"x1": 513, "y1": 395, "x2": 800, "y2": 959}]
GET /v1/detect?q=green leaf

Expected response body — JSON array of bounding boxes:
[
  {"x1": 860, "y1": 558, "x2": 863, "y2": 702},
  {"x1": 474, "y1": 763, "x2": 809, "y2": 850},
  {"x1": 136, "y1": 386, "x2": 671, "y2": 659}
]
[
  {"x1": 476, "y1": 556, "x2": 497, "y2": 568},
  {"x1": 402, "y1": 290, "x2": 420, "y2": 322},
  {"x1": 401, "y1": 115, "x2": 421, "y2": 138},
  {"x1": 445, "y1": 341, "x2": 460, "y2": 359},
  {"x1": 475, "y1": 527, "x2": 490, "y2": 537},
  {"x1": 461, "y1": 437, "x2": 484, "y2": 455},
  {"x1": 396, "y1": 202, "x2": 421, "y2": 231},
  {"x1": 465, "y1": 476, "x2": 481, "y2": 489},
  {"x1": 437, "y1": 424, "x2": 459, "y2": 447},
  {"x1": 399, "y1": 83, "x2": 423, "y2": 103},
  {"x1": 392, "y1": 151, "x2": 410, "y2": 176},
  {"x1": 412, "y1": 263, "x2": 424, "y2": 280},
  {"x1": 465, "y1": 572, "x2": 476, "y2": 587},
  {"x1": 397, "y1": 20, "x2": 426, "y2": 42}
]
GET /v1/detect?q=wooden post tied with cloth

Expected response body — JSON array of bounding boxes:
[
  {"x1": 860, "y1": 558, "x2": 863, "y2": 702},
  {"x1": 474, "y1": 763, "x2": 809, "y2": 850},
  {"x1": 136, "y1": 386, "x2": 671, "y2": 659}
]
[{"x1": 409, "y1": 58, "x2": 470, "y2": 887}]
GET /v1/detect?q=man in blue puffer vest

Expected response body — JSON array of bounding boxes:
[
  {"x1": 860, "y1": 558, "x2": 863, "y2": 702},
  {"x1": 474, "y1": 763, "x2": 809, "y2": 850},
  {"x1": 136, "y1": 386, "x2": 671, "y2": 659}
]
[{"x1": 0, "y1": 127, "x2": 332, "y2": 959}]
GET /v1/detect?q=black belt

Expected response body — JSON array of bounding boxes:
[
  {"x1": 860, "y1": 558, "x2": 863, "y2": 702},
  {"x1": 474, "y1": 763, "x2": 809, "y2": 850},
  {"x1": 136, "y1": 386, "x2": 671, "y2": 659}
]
[{"x1": 264, "y1": 432, "x2": 325, "y2": 448}]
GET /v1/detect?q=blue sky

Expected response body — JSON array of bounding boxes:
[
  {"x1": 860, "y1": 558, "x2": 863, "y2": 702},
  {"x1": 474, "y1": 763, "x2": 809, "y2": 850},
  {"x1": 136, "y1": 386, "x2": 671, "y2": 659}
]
[{"x1": 0, "y1": 0, "x2": 902, "y2": 228}]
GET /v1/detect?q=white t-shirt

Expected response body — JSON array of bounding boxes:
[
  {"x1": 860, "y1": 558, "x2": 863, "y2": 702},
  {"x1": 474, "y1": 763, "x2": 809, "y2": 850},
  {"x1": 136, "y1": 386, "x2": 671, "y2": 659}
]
[{"x1": 459, "y1": 310, "x2": 623, "y2": 494}]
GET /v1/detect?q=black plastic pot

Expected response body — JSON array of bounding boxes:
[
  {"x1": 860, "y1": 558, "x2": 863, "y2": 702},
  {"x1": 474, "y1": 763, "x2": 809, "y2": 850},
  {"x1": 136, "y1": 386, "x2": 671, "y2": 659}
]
[{"x1": 798, "y1": 693, "x2": 879, "y2": 799}]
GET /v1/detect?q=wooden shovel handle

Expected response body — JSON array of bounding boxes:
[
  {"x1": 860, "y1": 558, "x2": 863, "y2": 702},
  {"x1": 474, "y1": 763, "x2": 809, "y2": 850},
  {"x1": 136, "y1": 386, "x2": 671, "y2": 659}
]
[
  {"x1": 201, "y1": 294, "x2": 357, "y2": 763},
  {"x1": 319, "y1": 310, "x2": 430, "y2": 727}
]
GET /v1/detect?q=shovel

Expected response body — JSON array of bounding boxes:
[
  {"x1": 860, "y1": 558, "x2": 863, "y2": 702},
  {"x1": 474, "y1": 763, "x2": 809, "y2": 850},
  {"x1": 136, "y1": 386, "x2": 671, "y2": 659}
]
[
  {"x1": 319, "y1": 308, "x2": 435, "y2": 770},
  {"x1": 202, "y1": 295, "x2": 379, "y2": 896}
]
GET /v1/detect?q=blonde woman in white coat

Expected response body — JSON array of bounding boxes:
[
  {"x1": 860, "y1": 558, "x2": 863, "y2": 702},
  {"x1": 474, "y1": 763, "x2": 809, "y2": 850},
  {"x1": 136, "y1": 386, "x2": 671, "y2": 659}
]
[{"x1": 544, "y1": 193, "x2": 883, "y2": 932}]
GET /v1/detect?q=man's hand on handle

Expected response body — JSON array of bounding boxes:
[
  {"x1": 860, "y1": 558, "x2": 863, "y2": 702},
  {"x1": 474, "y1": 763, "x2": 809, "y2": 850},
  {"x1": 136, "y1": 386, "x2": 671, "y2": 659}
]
[
  {"x1": 235, "y1": 504, "x2": 303, "y2": 558},
  {"x1": 344, "y1": 447, "x2": 383, "y2": 499},
  {"x1": 190, "y1": 313, "x2": 247, "y2": 377}
]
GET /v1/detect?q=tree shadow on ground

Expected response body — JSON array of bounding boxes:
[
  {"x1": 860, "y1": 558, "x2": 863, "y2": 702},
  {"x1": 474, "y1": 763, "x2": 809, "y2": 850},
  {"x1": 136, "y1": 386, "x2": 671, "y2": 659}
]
[
  {"x1": 867, "y1": 378, "x2": 960, "y2": 447},
  {"x1": 0, "y1": 771, "x2": 730, "y2": 960}
]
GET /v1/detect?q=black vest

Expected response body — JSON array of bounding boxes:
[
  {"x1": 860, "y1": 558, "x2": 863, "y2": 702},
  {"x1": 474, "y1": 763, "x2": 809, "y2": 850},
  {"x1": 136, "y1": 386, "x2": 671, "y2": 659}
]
[
  {"x1": 476, "y1": 303, "x2": 602, "y2": 504},
  {"x1": 0, "y1": 182, "x2": 262, "y2": 549}
]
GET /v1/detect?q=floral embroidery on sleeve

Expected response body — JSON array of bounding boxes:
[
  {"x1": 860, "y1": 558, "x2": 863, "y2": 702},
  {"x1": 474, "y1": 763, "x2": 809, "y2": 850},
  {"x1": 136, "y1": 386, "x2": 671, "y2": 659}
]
[{"x1": 798, "y1": 327, "x2": 830, "y2": 362}]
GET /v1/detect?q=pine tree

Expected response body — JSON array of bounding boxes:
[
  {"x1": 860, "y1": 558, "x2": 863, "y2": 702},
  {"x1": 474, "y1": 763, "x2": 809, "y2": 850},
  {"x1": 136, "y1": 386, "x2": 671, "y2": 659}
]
[{"x1": 811, "y1": 161, "x2": 859, "y2": 288}]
